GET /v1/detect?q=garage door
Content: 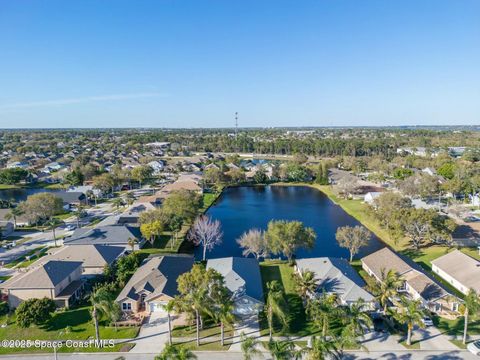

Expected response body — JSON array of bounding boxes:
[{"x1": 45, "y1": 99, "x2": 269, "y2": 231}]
[{"x1": 149, "y1": 302, "x2": 166, "y2": 312}]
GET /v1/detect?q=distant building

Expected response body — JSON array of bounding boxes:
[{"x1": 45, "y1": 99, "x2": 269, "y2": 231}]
[
  {"x1": 364, "y1": 192, "x2": 382, "y2": 205},
  {"x1": 64, "y1": 225, "x2": 144, "y2": 249}
]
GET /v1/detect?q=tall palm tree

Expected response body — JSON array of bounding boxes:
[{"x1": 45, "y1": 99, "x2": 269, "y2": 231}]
[
  {"x1": 303, "y1": 336, "x2": 341, "y2": 360},
  {"x1": 265, "y1": 281, "x2": 288, "y2": 340},
  {"x1": 391, "y1": 297, "x2": 425, "y2": 346},
  {"x1": 216, "y1": 301, "x2": 235, "y2": 346},
  {"x1": 342, "y1": 298, "x2": 373, "y2": 337},
  {"x1": 306, "y1": 292, "x2": 339, "y2": 339},
  {"x1": 5, "y1": 207, "x2": 24, "y2": 229},
  {"x1": 46, "y1": 218, "x2": 63, "y2": 247},
  {"x1": 73, "y1": 204, "x2": 85, "y2": 228},
  {"x1": 112, "y1": 197, "x2": 124, "y2": 211},
  {"x1": 265, "y1": 339, "x2": 295, "y2": 360},
  {"x1": 155, "y1": 344, "x2": 197, "y2": 360},
  {"x1": 90, "y1": 286, "x2": 120, "y2": 341},
  {"x1": 463, "y1": 289, "x2": 480, "y2": 344},
  {"x1": 292, "y1": 269, "x2": 319, "y2": 302},
  {"x1": 240, "y1": 333, "x2": 263, "y2": 360},
  {"x1": 165, "y1": 300, "x2": 175, "y2": 345},
  {"x1": 376, "y1": 268, "x2": 403, "y2": 314}
]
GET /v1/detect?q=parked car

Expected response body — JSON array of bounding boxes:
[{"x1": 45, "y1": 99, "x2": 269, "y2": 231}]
[
  {"x1": 467, "y1": 340, "x2": 480, "y2": 356},
  {"x1": 65, "y1": 225, "x2": 76, "y2": 231},
  {"x1": 464, "y1": 216, "x2": 480, "y2": 223},
  {"x1": 422, "y1": 317, "x2": 433, "y2": 327}
]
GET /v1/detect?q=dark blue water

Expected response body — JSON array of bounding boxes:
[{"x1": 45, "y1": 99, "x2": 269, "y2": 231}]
[
  {"x1": 0, "y1": 188, "x2": 60, "y2": 202},
  {"x1": 194, "y1": 186, "x2": 384, "y2": 261}
]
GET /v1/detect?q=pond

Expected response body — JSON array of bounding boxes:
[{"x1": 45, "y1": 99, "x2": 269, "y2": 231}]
[
  {"x1": 194, "y1": 185, "x2": 384, "y2": 261},
  {"x1": 0, "y1": 188, "x2": 61, "y2": 203}
]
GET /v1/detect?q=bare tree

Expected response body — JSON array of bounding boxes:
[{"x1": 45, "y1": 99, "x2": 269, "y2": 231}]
[
  {"x1": 236, "y1": 229, "x2": 268, "y2": 259},
  {"x1": 188, "y1": 215, "x2": 223, "y2": 261},
  {"x1": 335, "y1": 176, "x2": 359, "y2": 199},
  {"x1": 335, "y1": 225, "x2": 371, "y2": 262}
]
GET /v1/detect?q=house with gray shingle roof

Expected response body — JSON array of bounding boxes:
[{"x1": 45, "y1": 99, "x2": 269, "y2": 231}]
[
  {"x1": 36, "y1": 245, "x2": 125, "y2": 277},
  {"x1": 361, "y1": 247, "x2": 460, "y2": 316},
  {"x1": 432, "y1": 250, "x2": 480, "y2": 296},
  {"x1": 206, "y1": 257, "x2": 264, "y2": 316},
  {"x1": 295, "y1": 257, "x2": 376, "y2": 309},
  {"x1": 63, "y1": 225, "x2": 144, "y2": 249},
  {"x1": 0, "y1": 260, "x2": 84, "y2": 308},
  {"x1": 116, "y1": 255, "x2": 194, "y2": 314}
]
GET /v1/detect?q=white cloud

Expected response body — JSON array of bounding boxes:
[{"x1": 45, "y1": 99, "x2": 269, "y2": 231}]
[{"x1": 0, "y1": 92, "x2": 167, "y2": 111}]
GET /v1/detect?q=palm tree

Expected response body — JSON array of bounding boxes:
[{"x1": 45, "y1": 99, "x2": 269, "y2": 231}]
[
  {"x1": 90, "y1": 286, "x2": 120, "y2": 341},
  {"x1": 376, "y1": 268, "x2": 403, "y2": 314},
  {"x1": 306, "y1": 292, "x2": 339, "y2": 339},
  {"x1": 292, "y1": 269, "x2": 319, "y2": 302},
  {"x1": 112, "y1": 197, "x2": 124, "y2": 211},
  {"x1": 303, "y1": 336, "x2": 341, "y2": 360},
  {"x1": 462, "y1": 289, "x2": 480, "y2": 344},
  {"x1": 155, "y1": 344, "x2": 197, "y2": 360},
  {"x1": 127, "y1": 237, "x2": 137, "y2": 253},
  {"x1": 216, "y1": 301, "x2": 236, "y2": 346},
  {"x1": 240, "y1": 333, "x2": 263, "y2": 360},
  {"x1": 46, "y1": 218, "x2": 63, "y2": 247},
  {"x1": 342, "y1": 298, "x2": 373, "y2": 337},
  {"x1": 391, "y1": 297, "x2": 425, "y2": 346},
  {"x1": 265, "y1": 339, "x2": 295, "y2": 360},
  {"x1": 165, "y1": 300, "x2": 175, "y2": 345},
  {"x1": 73, "y1": 204, "x2": 85, "y2": 228},
  {"x1": 5, "y1": 207, "x2": 24, "y2": 229},
  {"x1": 265, "y1": 281, "x2": 288, "y2": 340}
]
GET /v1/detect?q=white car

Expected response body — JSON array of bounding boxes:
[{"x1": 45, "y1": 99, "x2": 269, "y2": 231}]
[
  {"x1": 468, "y1": 340, "x2": 480, "y2": 356},
  {"x1": 422, "y1": 317, "x2": 433, "y2": 327}
]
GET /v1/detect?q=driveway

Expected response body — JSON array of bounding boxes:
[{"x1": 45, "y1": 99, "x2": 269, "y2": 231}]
[
  {"x1": 229, "y1": 313, "x2": 261, "y2": 352},
  {"x1": 130, "y1": 311, "x2": 170, "y2": 354},
  {"x1": 417, "y1": 325, "x2": 459, "y2": 351}
]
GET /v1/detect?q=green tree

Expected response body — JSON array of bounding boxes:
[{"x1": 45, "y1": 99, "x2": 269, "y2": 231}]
[
  {"x1": 341, "y1": 298, "x2": 373, "y2": 338},
  {"x1": 306, "y1": 292, "x2": 339, "y2": 339},
  {"x1": 0, "y1": 168, "x2": 29, "y2": 185},
  {"x1": 131, "y1": 165, "x2": 153, "y2": 187},
  {"x1": 265, "y1": 281, "x2": 288, "y2": 340},
  {"x1": 4, "y1": 206, "x2": 24, "y2": 228},
  {"x1": 303, "y1": 336, "x2": 341, "y2": 360},
  {"x1": 265, "y1": 220, "x2": 316, "y2": 261},
  {"x1": 462, "y1": 289, "x2": 480, "y2": 345},
  {"x1": 375, "y1": 269, "x2": 403, "y2": 314},
  {"x1": 73, "y1": 204, "x2": 85, "y2": 228},
  {"x1": 165, "y1": 300, "x2": 175, "y2": 345},
  {"x1": 90, "y1": 284, "x2": 122, "y2": 341},
  {"x1": 46, "y1": 218, "x2": 63, "y2": 247},
  {"x1": 265, "y1": 339, "x2": 295, "y2": 360},
  {"x1": 112, "y1": 197, "x2": 124, "y2": 211},
  {"x1": 437, "y1": 162, "x2": 456, "y2": 180},
  {"x1": 155, "y1": 344, "x2": 197, "y2": 360},
  {"x1": 216, "y1": 299, "x2": 236, "y2": 346},
  {"x1": 115, "y1": 252, "x2": 141, "y2": 286},
  {"x1": 253, "y1": 168, "x2": 268, "y2": 184},
  {"x1": 127, "y1": 237, "x2": 137, "y2": 252},
  {"x1": 162, "y1": 190, "x2": 201, "y2": 223},
  {"x1": 240, "y1": 333, "x2": 263, "y2": 360},
  {"x1": 15, "y1": 298, "x2": 56, "y2": 328},
  {"x1": 335, "y1": 225, "x2": 371, "y2": 262},
  {"x1": 140, "y1": 220, "x2": 164, "y2": 245},
  {"x1": 391, "y1": 297, "x2": 425, "y2": 346},
  {"x1": 92, "y1": 173, "x2": 116, "y2": 194},
  {"x1": 292, "y1": 269, "x2": 319, "y2": 302},
  {"x1": 20, "y1": 193, "x2": 63, "y2": 225}
]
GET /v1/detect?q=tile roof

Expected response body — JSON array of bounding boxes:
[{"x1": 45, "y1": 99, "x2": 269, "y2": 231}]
[{"x1": 432, "y1": 250, "x2": 480, "y2": 294}]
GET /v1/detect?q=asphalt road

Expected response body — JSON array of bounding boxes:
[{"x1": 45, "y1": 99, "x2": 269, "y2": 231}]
[{"x1": 0, "y1": 349, "x2": 477, "y2": 360}]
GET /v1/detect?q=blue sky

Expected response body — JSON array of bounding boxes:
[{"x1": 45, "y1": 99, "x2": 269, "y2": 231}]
[{"x1": 0, "y1": 0, "x2": 479, "y2": 128}]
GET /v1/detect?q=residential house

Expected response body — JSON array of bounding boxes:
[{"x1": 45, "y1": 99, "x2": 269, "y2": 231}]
[
  {"x1": 147, "y1": 160, "x2": 165, "y2": 175},
  {"x1": 0, "y1": 260, "x2": 84, "y2": 308},
  {"x1": 64, "y1": 225, "x2": 144, "y2": 250},
  {"x1": 41, "y1": 162, "x2": 65, "y2": 173},
  {"x1": 67, "y1": 185, "x2": 103, "y2": 199},
  {"x1": 36, "y1": 245, "x2": 125, "y2": 277},
  {"x1": 118, "y1": 202, "x2": 157, "y2": 224},
  {"x1": 361, "y1": 247, "x2": 460, "y2": 315},
  {"x1": 295, "y1": 257, "x2": 376, "y2": 309},
  {"x1": 206, "y1": 257, "x2": 264, "y2": 316},
  {"x1": 0, "y1": 208, "x2": 29, "y2": 227},
  {"x1": 116, "y1": 255, "x2": 194, "y2": 313},
  {"x1": 364, "y1": 192, "x2": 382, "y2": 205},
  {"x1": 431, "y1": 250, "x2": 480, "y2": 295},
  {"x1": 55, "y1": 191, "x2": 87, "y2": 209}
]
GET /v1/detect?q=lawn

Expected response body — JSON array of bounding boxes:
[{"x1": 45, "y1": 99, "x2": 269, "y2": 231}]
[
  {"x1": 0, "y1": 184, "x2": 19, "y2": 190},
  {"x1": 172, "y1": 317, "x2": 234, "y2": 339},
  {"x1": 201, "y1": 192, "x2": 220, "y2": 212},
  {"x1": 259, "y1": 260, "x2": 325, "y2": 337},
  {"x1": 433, "y1": 315, "x2": 480, "y2": 336},
  {"x1": 400, "y1": 340, "x2": 421, "y2": 349},
  {"x1": 0, "y1": 306, "x2": 139, "y2": 344},
  {"x1": 172, "y1": 340, "x2": 231, "y2": 351}
]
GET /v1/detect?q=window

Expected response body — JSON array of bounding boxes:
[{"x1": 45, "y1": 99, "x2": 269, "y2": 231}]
[{"x1": 122, "y1": 303, "x2": 132, "y2": 310}]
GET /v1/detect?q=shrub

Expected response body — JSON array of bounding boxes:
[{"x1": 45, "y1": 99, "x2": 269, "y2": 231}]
[{"x1": 15, "y1": 298, "x2": 56, "y2": 328}]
